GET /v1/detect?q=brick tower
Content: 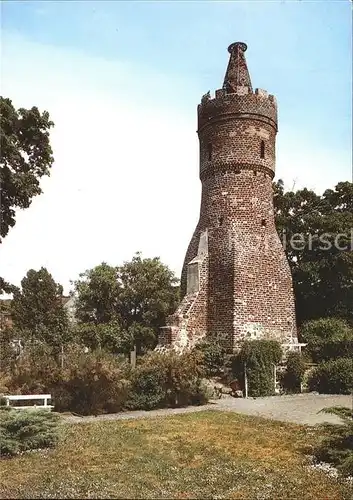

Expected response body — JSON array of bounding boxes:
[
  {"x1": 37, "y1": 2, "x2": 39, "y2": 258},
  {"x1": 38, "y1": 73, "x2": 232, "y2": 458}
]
[{"x1": 159, "y1": 42, "x2": 297, "y2": 352}]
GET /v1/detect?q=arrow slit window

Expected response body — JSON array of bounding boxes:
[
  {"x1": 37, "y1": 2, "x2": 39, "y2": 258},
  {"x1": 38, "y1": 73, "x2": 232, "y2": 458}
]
[
  {"x1": 207, "y1": 143, "x2": 212, "y2": 161},
  {"x1": 260, "y1": 140, "x2": 265, "y2": 159}
]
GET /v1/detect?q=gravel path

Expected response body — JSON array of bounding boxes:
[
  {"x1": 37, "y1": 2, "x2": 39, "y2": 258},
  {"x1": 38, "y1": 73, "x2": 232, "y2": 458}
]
[
  {"x1": 62, "y1": 393, "x2": 352, "y2": 426},
  {"x1": 215, "y1": 393, "x2": 352, "y2": 425}
]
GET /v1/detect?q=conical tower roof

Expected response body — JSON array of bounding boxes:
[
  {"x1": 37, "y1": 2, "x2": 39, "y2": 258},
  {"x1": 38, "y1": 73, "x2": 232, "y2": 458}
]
[{"x1": 223, "y1": 42, "x2": 253, "y2": 93}]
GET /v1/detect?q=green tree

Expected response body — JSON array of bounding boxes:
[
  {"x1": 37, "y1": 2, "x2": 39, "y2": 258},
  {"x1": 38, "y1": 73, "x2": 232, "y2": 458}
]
[
  {"x1": 0, "y1": 278, "x2": 15, "y2": 296},
  {"x1": 11, "y1": 268, "x2": 69, "y2": 347},
  {"x1": 0, "y1": 97, "x2": 54, "y2": 294},
  {"x1": 117, "y1": 253, "x2": 179, "y2": 353},
  {"x1": 74, "y1": 263, "x2": 120, "y2": 324},
  {"x1": 274, "y1": 180, "x2": 353, "y2": 324},
  {"x1": 0, "y1": 97, "x2": 54, "y2": 242},
  {"x1": 74, "y1": 254, "x2": 179, "y2": 354},
  {"x1": 72, "y1": 321, "x2": 133, "y2": 354}
]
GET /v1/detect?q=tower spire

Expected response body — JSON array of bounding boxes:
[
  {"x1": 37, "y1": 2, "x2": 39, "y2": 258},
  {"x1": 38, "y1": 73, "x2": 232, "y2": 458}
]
[{"x1": 223, "y1": 42, "x2": 253, "y2": 94}]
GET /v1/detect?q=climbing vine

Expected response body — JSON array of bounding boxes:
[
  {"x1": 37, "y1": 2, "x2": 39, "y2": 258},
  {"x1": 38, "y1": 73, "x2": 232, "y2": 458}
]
[{"x1": 234, "y1": 340, "x2": 282, "y2": 397}]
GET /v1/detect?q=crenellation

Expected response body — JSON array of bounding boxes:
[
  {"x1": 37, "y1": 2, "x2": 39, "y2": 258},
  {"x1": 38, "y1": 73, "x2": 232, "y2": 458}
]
[{"x1": 255, "y1": 88, "x2": 268, "y2": 98}]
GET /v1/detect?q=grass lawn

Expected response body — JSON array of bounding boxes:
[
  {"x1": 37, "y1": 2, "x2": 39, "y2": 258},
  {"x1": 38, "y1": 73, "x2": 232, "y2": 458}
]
[{"x1": 0, "y1": 410, "x2": 352, "y2": 499}]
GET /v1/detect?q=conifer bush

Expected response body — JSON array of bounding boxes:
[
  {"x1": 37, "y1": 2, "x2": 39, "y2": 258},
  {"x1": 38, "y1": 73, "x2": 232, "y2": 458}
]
[
  {"x1": 0, "y1": 408, "x2": 60, "y2": 457},
  {"x1": 314, "y1": 407, "x2": 353, "y2": 477}
]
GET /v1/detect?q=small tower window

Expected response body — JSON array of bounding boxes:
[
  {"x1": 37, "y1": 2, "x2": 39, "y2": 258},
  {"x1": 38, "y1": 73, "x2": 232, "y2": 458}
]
[
  {"x1": 207, "y1": 143, "x2": 212, "y2": 161},
  {"x1": 260, "y1": 141, "x2": 265, "y2": 159},
  {"x1": 261, "y1": 219, "x2": 267, "y2": 228},
  {"x1": 219, "y1": 216, "x2": 224, "y2": 226}
]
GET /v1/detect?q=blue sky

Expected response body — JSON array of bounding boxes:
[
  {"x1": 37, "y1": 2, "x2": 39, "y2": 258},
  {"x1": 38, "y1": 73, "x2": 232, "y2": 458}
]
[
  {"x1": 1, "y1": 0, "x2": 352, "y2": 291},
  {"x1": 3, "y1": 1, "x2": 351, "y2": 137}
]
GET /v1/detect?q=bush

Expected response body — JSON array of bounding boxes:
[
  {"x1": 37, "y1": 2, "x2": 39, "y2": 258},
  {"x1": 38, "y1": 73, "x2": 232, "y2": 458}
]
[
  {"x1": 194, "y1": 337, "x2": 227, "y2": 377},
  {"x1": 124, "y1": 364, "x2": 166, "y2": 410},
  {"x1": 314, "y1": 407, "x2": 353, "y2": 477},
  {"x1": 315, "y1": 339, "x2": 353, "y2": 363},
  {"x1": 4, "y1": 343, "x2": 209, "y2": 415},
  {"x1": 235, "y1": 340, "x2": 282, "y2": 397},
  {"x1": 56, "y1": 346, "x2": 130, "y2": 415},
  {"x1": 0, "y1": 408, "x2": 60, "y2": 457},
  {"x1": 300, "y1": 318, "x2": 353, "y2": 363},
  {"x1": 308, "y1": 358, "x2": 353, "y2": 394},
  {"x1": 125, "y1": 350, "x2": 208, "y2": 410},
  {"x1": 280, "y1": 352, "x2": 306, "y2": 393},
  {"x1": 5, "y1": 341, "x2": 61, "y2": 395},
  {"x1": 5, "y1": 343, "x2": 130, "y2": 416}
]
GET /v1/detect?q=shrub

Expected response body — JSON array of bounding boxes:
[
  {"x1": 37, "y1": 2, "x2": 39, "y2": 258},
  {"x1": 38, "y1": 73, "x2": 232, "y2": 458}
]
[
  {"x1": 235, "y1": 340, "x2": 282, "y2": 397},
  {"x1": 194, "y1": 337, "x2": 227, "y2": 377},
  {"x1": 300, "y1": 318, "x2": 353, "y2": 363},
  {"x1": 308, "y1": 358, "x2": 353, "y2": 394},
  {"x1": 280, "y1": 352, "x2": 306, "y2": 393},
  {"x1": 315, "y1": 339, "x2": 353, "y2": 363},
  {"x1": 5, "y1": 343, "x2": 130, "y2": 416},
  {"x1": 125, "y1": 350, "x2": 208, "y2": 410},
  {"x1": 124, "y1": 364, "x2": 166, "y2": 410},
  {"x1": 0, "y1": 372, "x2": 11, "y2": 396},
  {"x1": 314, "y1": 406, "x2": 353, "y2": 477},
  {"x1": 157, "y1": 350, "x2": 207, "y2": 407},
  {"x1": 56, "y1": 346, "x2": 130, "y2": 415},
  {"x1": 187, "y1": 378, "x2": 211, "y2": 406},
  {"x1": 0, "y1": 408, "x2": 60, "y2": 457},
  {"x1": 5, "y1": 341, "x2": 61, "y2": 395},
  {"x1": 4, "y1": 342, "x2": 209, "y2": 415}
]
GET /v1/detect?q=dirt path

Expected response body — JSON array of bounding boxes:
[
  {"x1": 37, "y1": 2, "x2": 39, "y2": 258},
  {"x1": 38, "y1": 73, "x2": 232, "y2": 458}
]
[{"x1": 62, "y1": 393, "x2": 351, "y2": 426}]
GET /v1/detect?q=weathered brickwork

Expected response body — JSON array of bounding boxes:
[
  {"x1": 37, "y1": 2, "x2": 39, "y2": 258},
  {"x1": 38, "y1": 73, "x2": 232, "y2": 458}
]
[{"x1": 158, "y1": 42, "x2": 298, "y2": 351}]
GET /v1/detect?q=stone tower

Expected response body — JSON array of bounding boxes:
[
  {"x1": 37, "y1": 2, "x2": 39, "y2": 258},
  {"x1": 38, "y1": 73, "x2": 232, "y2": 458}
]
[{"x1": 159, "y1": 42, "x2": 297, "y2": 352}]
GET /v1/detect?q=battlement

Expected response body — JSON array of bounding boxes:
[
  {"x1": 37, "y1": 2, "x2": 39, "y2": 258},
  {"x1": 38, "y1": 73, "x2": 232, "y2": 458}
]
[
  {"x1": 201, "y1": 88, "x2": 276, "y2": 103},
  {"x1": 197, "y1": 88, "x2": 278, "y2": 132}
]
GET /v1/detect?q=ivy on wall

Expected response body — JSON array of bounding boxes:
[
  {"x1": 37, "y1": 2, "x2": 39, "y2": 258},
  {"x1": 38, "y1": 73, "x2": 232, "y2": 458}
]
[{"x1": 233, "y1": 340, "x2": 282, "y2": 397}]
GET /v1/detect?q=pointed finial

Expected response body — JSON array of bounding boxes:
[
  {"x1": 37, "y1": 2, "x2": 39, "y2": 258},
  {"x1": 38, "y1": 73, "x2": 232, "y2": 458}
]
[
  {"x1": 223, "y1": 42, "x2": 253, "y2": 94},
  {"x1": 228, "y1": 42, "x2": 247, "y2": 54}
]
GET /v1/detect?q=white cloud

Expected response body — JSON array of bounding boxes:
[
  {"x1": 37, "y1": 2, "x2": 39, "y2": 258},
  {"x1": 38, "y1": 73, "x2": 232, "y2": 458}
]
[{"x1": 0, "y1": 31, "x2": 350, "y2": 293}]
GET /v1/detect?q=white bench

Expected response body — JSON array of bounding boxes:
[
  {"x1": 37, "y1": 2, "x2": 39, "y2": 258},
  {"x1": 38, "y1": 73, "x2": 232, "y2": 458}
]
[{"x1": 4, "y1": 394, "x2": 54, "y2": 411}]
